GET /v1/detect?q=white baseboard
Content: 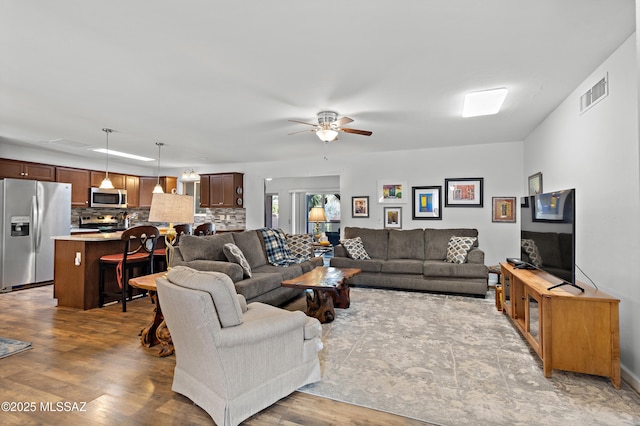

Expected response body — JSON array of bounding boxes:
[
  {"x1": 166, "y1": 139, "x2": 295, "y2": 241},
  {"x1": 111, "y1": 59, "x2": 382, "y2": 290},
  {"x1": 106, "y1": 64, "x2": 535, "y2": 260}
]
[{"x1": 621, "y1": 365, "x2": 640, "y2": 393}]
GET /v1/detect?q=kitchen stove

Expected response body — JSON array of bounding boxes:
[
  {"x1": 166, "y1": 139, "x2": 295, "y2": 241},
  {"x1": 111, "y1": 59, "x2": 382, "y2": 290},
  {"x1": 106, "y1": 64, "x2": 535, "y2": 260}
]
[{"x1": 79, "y1": 215, "x2": 126, "y2": 232}]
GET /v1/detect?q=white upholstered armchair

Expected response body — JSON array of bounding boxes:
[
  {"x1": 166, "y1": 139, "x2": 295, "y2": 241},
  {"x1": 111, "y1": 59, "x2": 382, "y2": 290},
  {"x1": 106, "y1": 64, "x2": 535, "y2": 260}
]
[{"x1": 156, "y1": 266, "x2": 322, "y2": 426}]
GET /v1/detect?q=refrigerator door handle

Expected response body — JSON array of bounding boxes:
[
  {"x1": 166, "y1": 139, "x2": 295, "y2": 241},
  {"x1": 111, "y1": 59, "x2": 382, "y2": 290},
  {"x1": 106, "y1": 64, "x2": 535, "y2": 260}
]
[{"x1": 33, "y1": 194, "x2": 41, "y2": 253}]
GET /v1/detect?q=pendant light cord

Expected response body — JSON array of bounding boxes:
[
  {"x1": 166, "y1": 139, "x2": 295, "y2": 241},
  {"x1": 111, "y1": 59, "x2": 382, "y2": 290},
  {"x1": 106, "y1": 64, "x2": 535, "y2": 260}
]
[{"x1": 102, "y1": 128, "x2": 112, "y2": 179}]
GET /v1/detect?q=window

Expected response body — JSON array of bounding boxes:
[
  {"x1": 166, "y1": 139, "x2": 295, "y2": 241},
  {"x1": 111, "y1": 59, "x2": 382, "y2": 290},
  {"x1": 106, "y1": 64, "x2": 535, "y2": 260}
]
[
  {"x1": 183, "y1": 181, "x2": 207, "y2": 215},
  {"x1": 265, "y1": 194, "x2": 279, "y2": 228},
  {"x1": 306, "y1": 193, "x2": 340, "y2": 235}
]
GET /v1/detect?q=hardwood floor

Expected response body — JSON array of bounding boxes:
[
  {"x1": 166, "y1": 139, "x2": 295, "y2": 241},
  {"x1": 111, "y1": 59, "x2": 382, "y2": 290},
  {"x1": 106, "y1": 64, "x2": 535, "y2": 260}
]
[{"x1": 0, "y1": 285, "x2": 429, "y2": 425}]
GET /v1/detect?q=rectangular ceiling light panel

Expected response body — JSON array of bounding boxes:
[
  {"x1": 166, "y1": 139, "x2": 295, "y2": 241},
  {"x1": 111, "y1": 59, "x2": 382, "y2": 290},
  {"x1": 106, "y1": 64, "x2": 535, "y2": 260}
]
[
  {"x1": 91, "y1": 148, "x2": 155, "y2": 162},
  {"x1": 462, "y1": 88, "x2": 509, "y2": 118}
]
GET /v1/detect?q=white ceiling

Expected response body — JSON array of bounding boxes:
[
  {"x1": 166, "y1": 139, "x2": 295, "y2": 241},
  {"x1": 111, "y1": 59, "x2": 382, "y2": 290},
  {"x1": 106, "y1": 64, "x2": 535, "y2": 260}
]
[{"x1": 0, "y1": 1, "x2": 635, "y2": 171}]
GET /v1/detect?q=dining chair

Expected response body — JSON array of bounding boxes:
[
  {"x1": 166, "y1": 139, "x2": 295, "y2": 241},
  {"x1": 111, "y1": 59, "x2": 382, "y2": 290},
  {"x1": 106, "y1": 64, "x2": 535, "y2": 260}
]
[{"x1": 99, "y1": 225, "x2": 160, "y2": 312}]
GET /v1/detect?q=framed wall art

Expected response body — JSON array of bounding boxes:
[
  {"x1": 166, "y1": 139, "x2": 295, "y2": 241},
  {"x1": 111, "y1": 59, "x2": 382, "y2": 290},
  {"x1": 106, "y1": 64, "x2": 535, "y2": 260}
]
[
  {"x1": 377, "y1": 180, "x2": 407, "y2": 204},
  {"x1": 383, "y1": 207, "x2": 402, "y2": 229},
  {"x1": 444, "y1": 178, "x2": 484, "y2": 207},
  {"x1": 528, "y1": 172, "x2": 543, "y2": 195},
  {"x1": 351, "y1": 196, "x2": 369, "y2": 218},
  {"x1": 412, "y1": 186, "x2": 442, "y2": 220},
  {"x1": 492, "y1": 197, "x2": 516, "y2": 223}
]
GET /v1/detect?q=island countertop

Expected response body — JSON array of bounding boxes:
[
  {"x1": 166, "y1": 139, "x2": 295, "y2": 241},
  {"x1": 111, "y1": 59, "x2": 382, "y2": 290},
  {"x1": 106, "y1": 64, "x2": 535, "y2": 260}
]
[{"x1": 53, "y1": 232, "x2": 123, "y2": 242}]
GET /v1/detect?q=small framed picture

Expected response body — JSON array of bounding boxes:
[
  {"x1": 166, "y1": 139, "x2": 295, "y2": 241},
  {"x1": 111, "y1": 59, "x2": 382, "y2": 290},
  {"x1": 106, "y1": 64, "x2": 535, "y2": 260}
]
[
  {"x1": 351, "y1": 196, "x2": 369, "y2": 218},
  {"x1": 412, "y1": 186, "x2": 442, "y2": 220},
  {"x1": 377, "y1": 180, "x2": 407, "y2": 204},
  {"x1": 528, "y1": 172, "x2": 543, "y2": 195},
  {"x1": 492, "y1": 197, "x2": 517, "y2": 223},
  {"x1": 444, "y1": 178, "x2": 484, "y2": 207},
  {"x1": 520, "y1": 196, "x2": 530, "y2": 208},
  {"x1": 383, "y1": 207, "x2": 402, "y2": 229}
]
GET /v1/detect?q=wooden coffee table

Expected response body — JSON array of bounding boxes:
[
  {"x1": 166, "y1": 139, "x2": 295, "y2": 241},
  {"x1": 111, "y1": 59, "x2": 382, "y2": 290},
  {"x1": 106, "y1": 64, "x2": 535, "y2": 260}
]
[
  {"x1": 281, "y1": 266, "x2": 361, "y2": 323},
  {"x1": 129, "y1": 272, "x2": 173, "y2": 357}
]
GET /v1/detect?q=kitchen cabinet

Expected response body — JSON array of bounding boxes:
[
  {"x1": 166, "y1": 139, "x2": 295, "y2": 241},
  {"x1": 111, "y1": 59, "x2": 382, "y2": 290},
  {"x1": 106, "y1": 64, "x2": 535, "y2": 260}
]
[
  {"x1": 56, "y1": 167, "x2": 90, "y2": 207},
  {"x1": 90, "y1": 171, "x2": 126, "y2": 189},
  {"x1": 125, "y1": 175, "x2": 139, "y2": 208},
  {"x1": 200, "y1": 172, "x2": 243, "y2": 208},
  {"x1": 0, "y1": 158, "x2": 56, "y2": 181},
  {"x1": 139, "y1": 176, "x2": 178, "y2": 208}
]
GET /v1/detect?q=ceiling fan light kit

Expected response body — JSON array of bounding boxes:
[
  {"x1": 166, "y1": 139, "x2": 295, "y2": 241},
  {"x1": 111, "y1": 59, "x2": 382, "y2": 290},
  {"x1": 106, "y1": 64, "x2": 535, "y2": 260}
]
[{"x1": 289, "y1": 111, "x2": 372, "y2": 142}]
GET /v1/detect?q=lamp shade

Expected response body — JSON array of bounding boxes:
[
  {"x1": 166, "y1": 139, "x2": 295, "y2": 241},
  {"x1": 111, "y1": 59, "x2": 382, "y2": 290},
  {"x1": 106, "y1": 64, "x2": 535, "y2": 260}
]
[
  {"x1": 148, "y1": 193, "x2": 195, "y2": 224},
  {"x1": 308, "y1": 206, "x2": 327, "y2": 223}
]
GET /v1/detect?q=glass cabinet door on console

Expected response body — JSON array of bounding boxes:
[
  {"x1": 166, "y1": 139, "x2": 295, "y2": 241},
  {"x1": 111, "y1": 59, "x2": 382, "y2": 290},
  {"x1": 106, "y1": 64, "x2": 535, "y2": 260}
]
[{"x1": 501, "y1": 268, "x2": 512, "y2": 316}]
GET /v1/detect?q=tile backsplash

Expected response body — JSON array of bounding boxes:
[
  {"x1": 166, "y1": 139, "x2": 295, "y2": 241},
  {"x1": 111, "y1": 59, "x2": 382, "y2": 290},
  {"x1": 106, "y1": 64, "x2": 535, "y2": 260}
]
[{"x1": 72, "y1": 207, "x2": 246, "y2": 230}]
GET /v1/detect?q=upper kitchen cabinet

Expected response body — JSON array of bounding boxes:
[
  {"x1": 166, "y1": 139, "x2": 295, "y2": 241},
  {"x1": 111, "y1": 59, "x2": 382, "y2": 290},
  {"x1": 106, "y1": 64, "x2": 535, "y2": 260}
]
[
  {"x1": 0, "y1": 158, "x2": 56, "y2": 181},
  {"x1": 56, "y1": 167, "x2": 90, "y2": 207},
  {"x1": 125, "y1": 175, "x2": 139, "y2": 208},
  {"x1": 138, "y1": 176, "x2": 178, "y2": 208},
  {"x1": 200, "y1": 173, "x2": 243, "y2": 208},
  {"x1": 90, "y1": 171, "x2": 126, "y2": 189}
]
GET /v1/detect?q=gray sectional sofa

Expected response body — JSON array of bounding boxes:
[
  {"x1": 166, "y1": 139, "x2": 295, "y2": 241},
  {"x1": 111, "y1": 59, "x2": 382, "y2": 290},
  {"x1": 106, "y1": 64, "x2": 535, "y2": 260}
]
[
  {"x1": 330, "y1": 227, "x2": 489, "y2": 297},
  {"x1": 172, "y1": 230, "x2": 323, "y2": 306}
]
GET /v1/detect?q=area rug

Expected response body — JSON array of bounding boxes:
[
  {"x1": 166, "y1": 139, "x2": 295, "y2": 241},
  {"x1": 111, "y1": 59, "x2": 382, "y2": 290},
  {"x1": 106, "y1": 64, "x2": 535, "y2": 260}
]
[
  {"x1": 0, "y1": 337, "x2": 31, "y2": 359},
  {"x1": 290, "y1": 288, "x2": 640, "y2": 425}
]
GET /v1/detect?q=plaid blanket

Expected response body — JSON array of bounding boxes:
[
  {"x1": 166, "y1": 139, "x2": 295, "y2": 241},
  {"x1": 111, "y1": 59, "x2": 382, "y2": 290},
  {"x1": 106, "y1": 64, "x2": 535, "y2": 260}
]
[{"x1": 258, "y1": 228, "x2": 304, "y2": 267}]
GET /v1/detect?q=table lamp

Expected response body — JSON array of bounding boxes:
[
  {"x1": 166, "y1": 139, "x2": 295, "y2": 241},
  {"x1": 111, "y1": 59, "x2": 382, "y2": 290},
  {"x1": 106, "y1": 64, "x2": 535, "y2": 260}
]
[
  {"x1": 308, "y1": 206, "x2": 327, "y2": 242},
  {"x1": 148, "y1": 193, "x2": 194, "y2": 269}
]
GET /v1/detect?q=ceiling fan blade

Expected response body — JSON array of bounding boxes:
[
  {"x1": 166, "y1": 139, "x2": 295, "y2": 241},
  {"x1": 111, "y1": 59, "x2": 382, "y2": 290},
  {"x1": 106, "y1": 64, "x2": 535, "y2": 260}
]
[
  {"x1": 334, "y1": 116, "x2": 354, "y2": 127},
  {"x1": 341, "y1": 127, "x2": 373, "y2": 136},
  {"x1": 288, "y1": 129, "x2": 316, "y2": 135},
  {"x1": 288, "y1": 119, "x2": 318, "y2": 127}
]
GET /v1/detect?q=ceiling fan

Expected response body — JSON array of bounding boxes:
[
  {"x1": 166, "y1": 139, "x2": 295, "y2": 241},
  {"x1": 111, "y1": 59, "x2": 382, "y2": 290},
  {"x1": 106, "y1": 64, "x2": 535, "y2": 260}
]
[{"x1": 288, "y1": 111, "x2": 373, "y2": 142}]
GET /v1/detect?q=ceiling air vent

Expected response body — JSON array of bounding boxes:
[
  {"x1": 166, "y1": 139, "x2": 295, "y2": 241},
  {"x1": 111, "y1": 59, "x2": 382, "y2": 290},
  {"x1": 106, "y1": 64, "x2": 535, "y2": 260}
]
[{"x1": 580, "y1": 73, "x2": 608, "y2": 114}]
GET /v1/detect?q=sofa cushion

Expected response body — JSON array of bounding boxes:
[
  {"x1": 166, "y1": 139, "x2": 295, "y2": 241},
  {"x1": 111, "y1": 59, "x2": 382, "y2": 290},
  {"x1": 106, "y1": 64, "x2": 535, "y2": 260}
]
[
  {"x1": 446, "y1": 236, "x2": 477, "y2": 264},
  {"x1": 388, "y1": 229, "x2": 425, "y2": 260},
  {"x1": 167, "y1": 266, "x2": 243, "y2": 328},
  {"x1": 223, "y1": 243, "x2": 252, "y2": 278},
  {"x1": 423, "y1": 260, "x2": 488, "y2": 278},
  {"x1": 425, "y1": 228, "x2": 479, "y2": 260},
  {"x1": 253, "y1": 263, "x2": 304, "y2": 280},
  {"x1": 521, "y1": 238, "x2": 543, "y2": 267},
  {"x1": 232, "y1": 230, "x2": 267, "y2": 269},
  {"x1": 178, "y1": 233, "x2": 235, "y2": 262},
  {"x1": 233, "y1": 272, "x2": 284, "y2": 301},
  {"x1": 344, "y1": 227, "x2": 388, "y2": 259},
  {"x1": 286, "y1": 234, "x2": 313, "y2": 261},
  {"x1": 340, "y1": 237, "x2": 371, "y2": 260},
  {"x1": 330, "y1": 256, "x2": 384, "y2": 272},
  {"x1": 381, "y1": 259, "x2": 423, "y2": 275}
]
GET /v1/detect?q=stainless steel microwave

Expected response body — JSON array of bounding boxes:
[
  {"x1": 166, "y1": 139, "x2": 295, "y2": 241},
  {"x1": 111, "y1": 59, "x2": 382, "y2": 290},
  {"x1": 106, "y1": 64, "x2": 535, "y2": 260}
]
[{"x1": 89, "y1": 187, "x2": 127, "y2": 208}]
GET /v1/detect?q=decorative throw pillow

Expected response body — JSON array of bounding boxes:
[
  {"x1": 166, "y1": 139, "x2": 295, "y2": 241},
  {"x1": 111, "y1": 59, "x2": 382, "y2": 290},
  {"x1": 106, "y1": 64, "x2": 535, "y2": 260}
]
[
  {"x1": 286, "y1": 234, "x2": 312, "y2": 261},
  {"x1": 446, "y1": 236, "x2": 477, "y2": 264},
  {"x1": 223, "y1": 243, "x2": 252, "y2": 278},
  {"x1": 521, "y1": 239, "x2": 543, "y2": 267},
  {"x1": 340, "y1": 236, "x2": 371, "y2": 260}
]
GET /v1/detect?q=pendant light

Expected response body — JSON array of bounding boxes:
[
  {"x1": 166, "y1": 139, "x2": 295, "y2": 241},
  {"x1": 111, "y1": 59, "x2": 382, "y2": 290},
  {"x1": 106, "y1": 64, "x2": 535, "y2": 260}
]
[
  {"x1": 99, "y1": 128, "x2": 115, "y2": 189},
  {"x1": 152, "y1": 142, "x2": 165, "y2": 193}
]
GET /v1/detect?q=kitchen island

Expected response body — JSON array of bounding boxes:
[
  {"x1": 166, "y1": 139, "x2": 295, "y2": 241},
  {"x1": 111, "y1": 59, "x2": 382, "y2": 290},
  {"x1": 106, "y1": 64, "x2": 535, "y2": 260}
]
[{"x1": 52, "y1": 232, "x2": 165, "y2": 310}]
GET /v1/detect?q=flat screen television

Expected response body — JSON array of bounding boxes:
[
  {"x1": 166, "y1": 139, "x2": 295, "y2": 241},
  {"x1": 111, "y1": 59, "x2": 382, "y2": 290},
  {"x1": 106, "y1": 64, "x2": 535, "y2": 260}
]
[{"x1": 520, "y1": 188, "x2": 581, "y2": 291}]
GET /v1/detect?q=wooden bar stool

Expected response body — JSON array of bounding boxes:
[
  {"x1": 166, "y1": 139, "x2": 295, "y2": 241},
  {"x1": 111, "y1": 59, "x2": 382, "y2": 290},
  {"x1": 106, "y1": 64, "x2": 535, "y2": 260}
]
[
  {"x1": 99, "y1": 225, "x2": 160, "y2": 312},
  {"x1": 194, "y1": 222, "x2": 215, "y2": 236},
  {"x1": 155, "y1": 223, "x2": 192, "y2": 271}
]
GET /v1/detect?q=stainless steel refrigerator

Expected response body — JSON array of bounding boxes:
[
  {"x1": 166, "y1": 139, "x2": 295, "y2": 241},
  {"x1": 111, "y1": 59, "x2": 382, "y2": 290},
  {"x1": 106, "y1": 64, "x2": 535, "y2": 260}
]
[{"x1": 0, "y1": 179, "x2": 71, "y2": 291}]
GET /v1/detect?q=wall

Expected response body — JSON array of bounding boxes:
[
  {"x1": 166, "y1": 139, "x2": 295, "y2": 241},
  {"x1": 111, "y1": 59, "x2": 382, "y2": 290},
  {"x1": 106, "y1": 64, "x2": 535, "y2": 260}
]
[
  {"x1": 525, "y1": 34, "x2": 640, "y2": 389},
  {"x1": 220, "y1": 140, "x2": 524, "y2": 268}
]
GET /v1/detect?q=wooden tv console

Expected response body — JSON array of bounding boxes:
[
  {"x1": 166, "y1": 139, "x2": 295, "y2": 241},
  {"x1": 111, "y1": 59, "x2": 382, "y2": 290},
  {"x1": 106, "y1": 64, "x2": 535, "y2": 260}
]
[{"x1": 500, "y1": 262, "x2": 620, "y2": 388}]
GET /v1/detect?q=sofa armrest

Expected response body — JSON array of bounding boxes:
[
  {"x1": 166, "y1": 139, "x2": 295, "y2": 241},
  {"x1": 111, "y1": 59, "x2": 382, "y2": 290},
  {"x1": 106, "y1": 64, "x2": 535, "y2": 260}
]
[
  {"x1": 333, "y1": 244, "x2": 347, "y2": 258},
  {"x1": 467, "y1": 248, "x2": 485, "y2": 264},
  {"x1": 170, "y1": 259, "x2": 244, "y2": 282}
]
